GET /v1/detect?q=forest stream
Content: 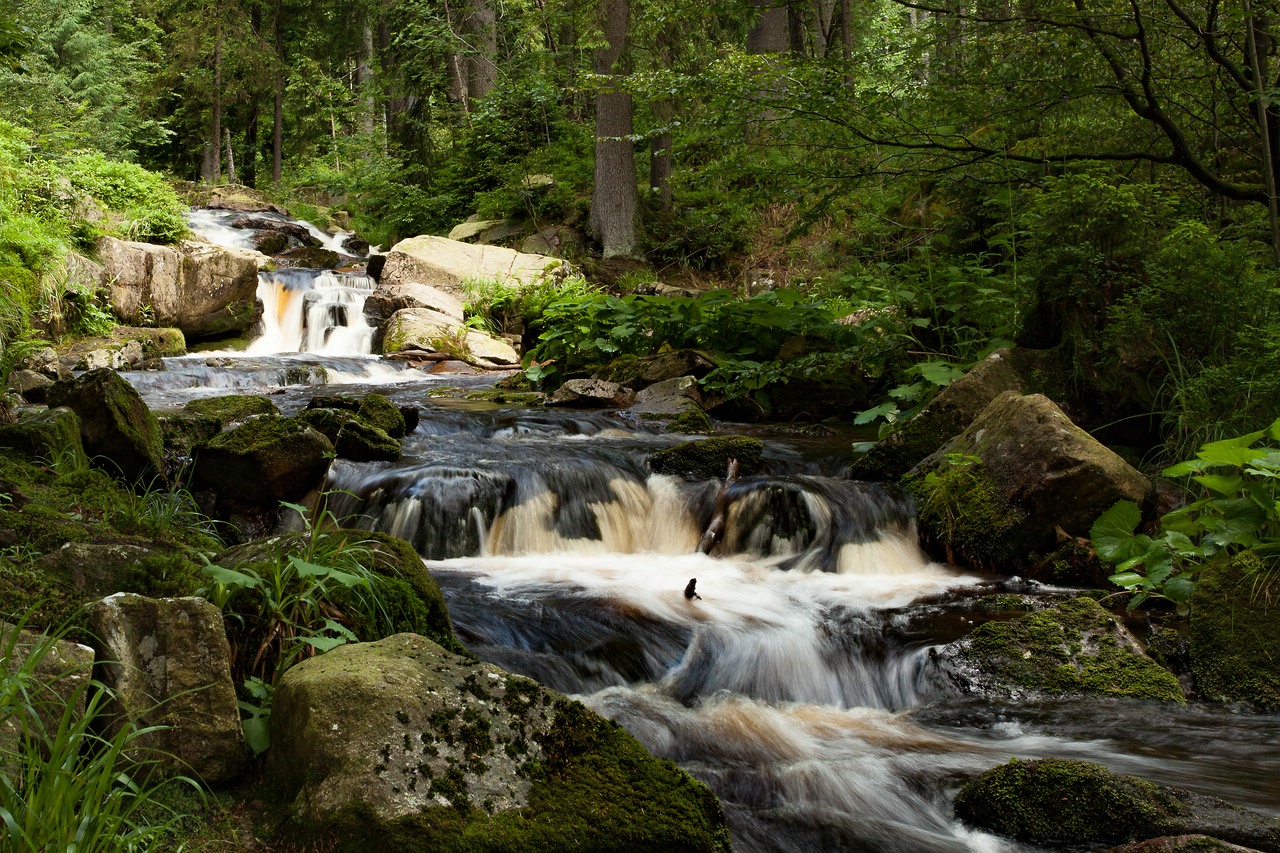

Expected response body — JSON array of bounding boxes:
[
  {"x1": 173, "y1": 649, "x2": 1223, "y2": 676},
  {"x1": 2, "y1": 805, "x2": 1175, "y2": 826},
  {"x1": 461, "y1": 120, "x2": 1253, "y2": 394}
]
[{"x1": 117, "y1": 211, "x2": 1280, "y2": 853}]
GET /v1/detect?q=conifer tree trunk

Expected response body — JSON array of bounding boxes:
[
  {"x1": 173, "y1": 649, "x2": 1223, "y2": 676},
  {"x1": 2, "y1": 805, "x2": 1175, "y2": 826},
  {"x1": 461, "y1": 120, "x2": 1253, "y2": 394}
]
[
  {"x1": 272, "y1": 0, "x2": 283, "y2": 183},
  {"x1": 589, "y1": 0, "x2": 640, "y2": 258}
]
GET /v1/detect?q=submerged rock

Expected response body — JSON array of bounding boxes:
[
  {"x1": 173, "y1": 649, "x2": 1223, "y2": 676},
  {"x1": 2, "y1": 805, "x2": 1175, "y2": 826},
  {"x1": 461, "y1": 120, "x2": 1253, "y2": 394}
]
[
  {"x1": 267, "y1": 633, "x2": 731, "y2": 852},
  {"x1": 88, "y1": 594, "x2": 245, "y2": 784},
  {"x1": 932, "y1": 596, "x2": 1185, "y2": 702},
  {"x1": 955, "y1": 758, "x2": 1280, "y2": 850},
  {"x1": 1190, "y1": 552, "x2": 1280, "y2": 710},
  {"x1": 650, "y1": 436, "x2": 764, "y2": 479},
  {"x1": 46, "y1": 368, "x2": 164, "y2": 484}
]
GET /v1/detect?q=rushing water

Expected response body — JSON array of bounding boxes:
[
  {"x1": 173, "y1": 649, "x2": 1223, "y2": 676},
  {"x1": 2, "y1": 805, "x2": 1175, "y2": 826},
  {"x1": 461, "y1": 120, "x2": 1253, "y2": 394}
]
[{"x1": 143, "y1": 210, "x2": 1280, "y2": 852}]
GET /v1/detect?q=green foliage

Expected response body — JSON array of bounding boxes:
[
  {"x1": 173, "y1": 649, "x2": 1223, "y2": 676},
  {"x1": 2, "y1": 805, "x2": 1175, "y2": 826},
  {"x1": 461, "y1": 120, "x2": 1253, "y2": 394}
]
[
  {"x1": 112, "y1": 480, "x2": 222, "y2": 547},
  {"x1": 61, "y1": 153, "x2": 187, "y2": 243},
  {"x1": 0, "y1": 615, "x2": 202, "y2": 851},
  {"x1": 1091, "y1": 418, "x2": 1280, "y2": 611}
]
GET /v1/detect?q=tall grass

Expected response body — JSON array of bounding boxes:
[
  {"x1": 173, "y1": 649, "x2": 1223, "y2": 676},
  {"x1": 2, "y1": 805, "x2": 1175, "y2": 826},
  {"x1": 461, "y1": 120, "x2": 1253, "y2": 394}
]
[{"x1": 0, "y1": 615, "x2": 202, "y2": 852}]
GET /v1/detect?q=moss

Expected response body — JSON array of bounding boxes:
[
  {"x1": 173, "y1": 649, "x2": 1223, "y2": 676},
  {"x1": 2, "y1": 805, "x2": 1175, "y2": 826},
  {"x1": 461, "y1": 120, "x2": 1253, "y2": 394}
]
[
  {"x1": 282, "y1": 365, "x2": 328, "y2": 385},
  {"x1": 494, "y1": 374, "x2": 534, "y2": 392},
  {"x1": 297, "y1": 409, "x2": 401, "y2": 462},
  {"x1": 183, "y1": 395, "x2": 280, "y2": 425},
  {"x1": 650, "y1": 436, "x2": 763, "y2": 479},
  {"x1": 463, "y1": 390, "x2": 545, "y2": 406},
  {"x1": 849, "y1": 410, "x2": 958, "y2": 481},
  {"x1": 310, "y1": 697, "x2": 732, "y2": 853},
  {"x1": 666, "y1": 407, "x2": 713, "y2": 435},
  {"x1": 204, "y1": 414, "x2": 320, "y2": 454},
  {"x1": 0, "y1": 559, "x2": 85, "y2": 638},
  {"x1": 960, "y1": 596, "x2": 1185, "y2": 702},
  {"x1": 358, "y1": 531, "x2": 463, "y2": 655},
  {"x1": 594, "y1": 354, "x2": 645, "y2": 387},
  {"x1": 1190, "y1": 551, "x2": 1280, "y2": 710},
  {"x1": 122, "y1": 552, "x2": 205, "y2": 598},
  {"x1": 0, "y1": 407, "x2": 85, "y2": 467},
  {"x1": 902, "y1": 457, "x2": 1025, "y2": 571},
  {"x1": 158, "y1": 413, "x2": 223, "y2": 456},
  {"x1": 45, "y1": 368, "x2": 164, "y2": 484},
  {"x1": 954, "y1": 758, "x2": 1188, "y2": 845},
  {"x1": 357, "y1": 394, "x2": 407, "y2": 439}
]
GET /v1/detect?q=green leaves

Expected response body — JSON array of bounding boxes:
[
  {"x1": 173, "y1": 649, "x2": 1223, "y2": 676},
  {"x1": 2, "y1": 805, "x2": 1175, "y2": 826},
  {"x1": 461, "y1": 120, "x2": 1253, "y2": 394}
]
[{"x1": 1090, "y1": 419, "x2": 1280, "y2": 612}]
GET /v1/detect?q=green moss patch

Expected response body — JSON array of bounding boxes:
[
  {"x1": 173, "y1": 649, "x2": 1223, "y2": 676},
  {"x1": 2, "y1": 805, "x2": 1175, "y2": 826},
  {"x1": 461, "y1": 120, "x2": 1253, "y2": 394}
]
[
  {"x1": 667, "y1": 407, "x2": 714, "y2": 435},
  {"x1": 183, "y1": 395, "x2": 280, "y2": 425},
  {"x1": 463, "y1": 390, "x2": 546, "y2": 406},
  {"x1": 357, "y1": 394, "x2": 407, "y2": 439},
  {"x1": 650, "y1": 436, "x2": 763, "y2": 479},
  {"x1": 943, "y1": 596, "x2": 1185, "y2": 702},
  {"x1": 902, "y1": 457, "x2": 1025, "y2": 571},
  {"x1": 1190, "y1": 551, "x2": 1280, "y2": 710}
]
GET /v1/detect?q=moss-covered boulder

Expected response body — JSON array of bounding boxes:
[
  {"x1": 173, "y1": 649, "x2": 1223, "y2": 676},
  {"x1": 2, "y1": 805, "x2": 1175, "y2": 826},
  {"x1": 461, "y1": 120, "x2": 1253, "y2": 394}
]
[
  {"x1": 0, "y1": 622, "x2": 94, "y2": 751},
  {"x1": 955, "y1": 758, "x2": 1280, "y2": 850},
  {"x1": 88, "y1": 594, "x2": 246, "y2": 784},
  {"x1": 215, "y1": 529, "x2": 460, "y2": 654},
  {"x1": 183, "y1": 394, "x2": 280, "y2": 425},
  {"x1": 157, "y1": 412, "x2": 223, "y2": 456},
  {"x1": 267, "y1": 633, "x2": 731, "y2": 852},
  {"x1": 192, "y1": 415, "x2": 332, "y2": 507},
  {"x1": 357, "y1": 393, "x2": 406, "y2": 439},
  {"x1": 651, "y1": 436, "x2": 764, "y2": 480},
  {"x1": 0, "y1": 407, "x2": 85, "y2": 466},
  {"x1": 908, "y1": 392, "x2": 1152, "y2": 572},
  {"x1": 1190, "y1": 552, "x2": 1280, "y2": 710},
  {"x1": 931, "y1": 596, "x2": 1185, "y2": 702},
  {"x1": 296, "y1": 408, "x2": 400, "y2": 462},
  {"x1": 1106, "y1": 836, "x2": 1270, "y2": 852},
  {"x1": 46, "y1": 368, "x2": 165, "y2": 484}
]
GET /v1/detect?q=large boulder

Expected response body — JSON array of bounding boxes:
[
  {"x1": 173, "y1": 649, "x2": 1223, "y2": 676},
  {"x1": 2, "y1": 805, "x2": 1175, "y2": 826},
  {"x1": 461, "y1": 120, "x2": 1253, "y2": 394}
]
[
  {"x1": 955, "y1": 758, "x2": 1280, "y2": 850},
  {"x1": 46, "y1": 368, "x2": 164, "y2": 483},
  {"x1": 0, "y1": 407, "x2": 85, "y2": 465},
  {"x1": 377, "y1": 235, "x2": 570, "y2": 297},
  {"x1": 1190, "y1": 552, "x2": 1280, "y2": 710},
  {"x1": 547, "y1": 378, "x2": 636, "y2": 409},
  {"x1": 931, "y1": 596, "x2": 1185, "y2": 702},
  {"x1": 905, "y1": 391, "x2": 1152, "y2": 571},
  {"x1": 88, "y1": 594, "x2": 246, "y2": 784},
  {"x1": 296, "y1": 408, "x2": 401, "y2": 462},
  {"x1": 362, "y1": 283, "x2": 465, "y2": 327},
  {"x1": 379, "y1": 307, "x2": 519, "y2": 367},
  {"x1": 192, "y1": 415, "x2": 332, "y2": 507},
  {"x1": 267, "y1": 633, "x2": 731, "y2": 852},
  {"x1": 0, "y1": 622, "x2": 94, "y2": 750},
  {"x1": 100, "y1": 235, "x2": 261, "y2": 339}
]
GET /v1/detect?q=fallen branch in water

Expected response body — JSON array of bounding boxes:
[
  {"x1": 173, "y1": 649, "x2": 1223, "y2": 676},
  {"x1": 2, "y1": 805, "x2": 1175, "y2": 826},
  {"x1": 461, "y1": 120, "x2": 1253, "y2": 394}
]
[{"x1": 696, "y1": 458, "x2": 740, "y2": 554}]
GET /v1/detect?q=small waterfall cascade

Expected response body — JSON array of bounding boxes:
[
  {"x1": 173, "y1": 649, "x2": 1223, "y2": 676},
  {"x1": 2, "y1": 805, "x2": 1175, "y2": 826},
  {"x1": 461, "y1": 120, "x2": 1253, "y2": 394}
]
[{"x1": 187, "y1": 208, "x2": 376, "y2": 355}]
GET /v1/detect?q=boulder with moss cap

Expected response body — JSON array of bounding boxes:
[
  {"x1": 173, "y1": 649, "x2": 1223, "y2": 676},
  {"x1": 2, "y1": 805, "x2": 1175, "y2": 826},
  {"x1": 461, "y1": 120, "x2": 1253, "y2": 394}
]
[
  {"x1": 192, "y1": 415, "x2": 332, "y2": 506},
  {"x1": 46, "y1": 368, "x2": 164, "y2": 484},
  {"x1": 267, "y1": 633, "x2": 731, "y2": 852}
]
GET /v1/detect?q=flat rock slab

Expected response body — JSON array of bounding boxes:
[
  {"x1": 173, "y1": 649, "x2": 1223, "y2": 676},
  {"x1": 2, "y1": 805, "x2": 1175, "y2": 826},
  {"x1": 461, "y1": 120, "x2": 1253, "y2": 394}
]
[{"x1": 378, "y1": 235, "x2": 570, "y2": 297}]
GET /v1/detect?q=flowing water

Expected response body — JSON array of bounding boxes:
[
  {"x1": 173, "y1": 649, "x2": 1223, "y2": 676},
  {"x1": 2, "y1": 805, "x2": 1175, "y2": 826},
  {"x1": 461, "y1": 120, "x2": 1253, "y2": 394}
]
[{"x1": 134, "y1": 212, "x2": 1280, "y2": 852}]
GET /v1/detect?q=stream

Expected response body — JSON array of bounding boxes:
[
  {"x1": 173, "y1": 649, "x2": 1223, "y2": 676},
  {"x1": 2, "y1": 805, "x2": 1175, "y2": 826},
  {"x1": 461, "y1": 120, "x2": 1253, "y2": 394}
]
[{"x1": 122, "y1": 212, "x2": 1280, "y2": 852}]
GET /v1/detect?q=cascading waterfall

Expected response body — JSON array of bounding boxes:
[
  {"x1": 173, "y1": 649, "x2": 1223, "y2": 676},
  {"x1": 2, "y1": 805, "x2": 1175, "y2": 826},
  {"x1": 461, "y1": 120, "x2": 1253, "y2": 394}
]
[{"x1": 187, "y1": 208, "x2": 376, "y2": 355}]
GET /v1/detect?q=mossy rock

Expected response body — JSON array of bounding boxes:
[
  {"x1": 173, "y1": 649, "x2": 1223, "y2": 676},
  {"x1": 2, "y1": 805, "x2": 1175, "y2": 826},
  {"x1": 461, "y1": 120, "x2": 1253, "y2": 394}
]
[
  {"x1": 268, "y1": 634, "x2": 732, "y2": 853},
  {"x1": 462, "y1": 390, "x2": 546, "y2": 406},
  {"x1": 193, "y1": 415, "x2": 332, "y2": 507},
  {"x1": 296, "y1": 409, "x2": 401, "y2": 463},
  {"x1": 59, "y1": 327, "x2": 187, "y2": 361},
  {"x1": 357, "y1": 393, "x2": 406, "y2": 439},
  {"x1": 0, "y1": 407, "x2": 85, "y2": 467},
  {"x1": 955, "y1": 758, "x2": 1280, "y2": 850},
  {"x1": 1190, "y1": 552, "x2": 1280, "y2": 710},
  {"x1": 650, "y1": 436, "x2": 763, "y2": 480},
  {"x1": 215, "y1": 529, "x2": 460, "y2": 654},
  {"x1": 494, "y1": 373, "x2": 534, "y2": 392},
  {"x1": 183, "y1": 395, "x2": 280, "y2": 425},
  {"x1": 667, "y1": 406, "x2": 714, "y2": 435},
  {"x1": 932, "y1": 596, "x2": 1185, "y2": 702},
  {"x1": 45, "y1": 368, "x2": 165, "y2": 484},
  {"x1": 157, "y1": 413, "x2": 223, "y2": 456},
  {"x1": 955, "y1": 758, "x2": 1190, "y2": 845},
  {"x1": 901, "y1": 457, "x2": 1025, "y2": 570}
]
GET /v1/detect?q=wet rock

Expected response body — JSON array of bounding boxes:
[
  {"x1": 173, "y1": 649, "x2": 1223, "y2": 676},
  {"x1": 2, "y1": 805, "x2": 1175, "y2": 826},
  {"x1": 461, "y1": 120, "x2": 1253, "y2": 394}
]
[
  {"x1": 906, "y1": 392, "x2": 1152, "y2": 571},
  {"x1": 630, "y1": 375, "x2": 704, "y2": 417},
  {"x1": 650, "y1": 436, "x2": 764, "y2": 479},
  {"x1": 230, "y1": 216, "x2": 318, "y2": 247},
  {"x1": 158, "y1": 412, "x2": 223, "y2": 456},
  {"x1": 1190, "y1": 552, "x2": 1280, "y2": 710},
  {"x1": 7, "y1": 369, "x2": 53, "y2": 403},
  {"x1": 88, "y1": 594, "x2": 246, "y2": 784},
  {"x1": 342, "y1": 234, "x2": 369, "y2": 255},
  {"x1": 267, "y1": 633, "x2": 730, "y2": 852},
  {"x1": 547, "y1": 378, "x2": 636, "y2": 409},
  {"x1": 0, "y1": 407, "x2": 85, "y2": 465},
  {"x1": 357, "y1": 393, "x2": 406, "y2": 439},
  {"x1": 362, "y1": 282, "x2": 465, "y2": 327},
  {"x1": 202, "y1": 185, "x2": 287, "y2": 214},
  {"x1": 1107, "y1": 835, "x2": 1268, "y2": 852},
  {"x1": 956, "y1": 758, "x2": 1280, "y2": 851},
  {"x1": 399, "y1": 405, "x2": 419, "y2": 434},
  {"x1": 281, "y1": 364, "x2": 329, "y2": 385},
  {"x1": 46, "y1": 368, "x2": 164, "y2": 484},
  {"x1": 275, "y1": 246, "x2": 341, "y2": 269},
  {"x1": 931, "y1": 596, "x2": 1185, "y2": 702},
  {"x1": 379, "y1": 235, "x2": 572, "y2": 298},
  {"x1": 251, "y1": 230, "x2": 289, "y2": 255},
  {"x1": 192, "y1": 415, "x2": 332, "y2": 507},
  {"x1": 297, "y1": 409, "x2": 400, "y2": 462}
]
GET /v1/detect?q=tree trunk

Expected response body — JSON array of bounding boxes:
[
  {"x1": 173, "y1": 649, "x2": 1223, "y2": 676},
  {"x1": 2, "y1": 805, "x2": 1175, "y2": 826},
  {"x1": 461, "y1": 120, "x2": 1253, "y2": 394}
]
[
  {"x1": 357, "y1": 22, "x2": 377, "y2": 138},
  {"x1": 589, "y1": 0, "x2": 640, "y2": 258},
  {"x1": 225, "y1": 128, "x2": 237, "y2": 185},
  {"x1": 467, "y1": 0, "x2": 498, "y2": 100},
  {"x1": 747, "y1": 0, "x2": 789, "y2": 53},
  {"x1": 272, "y1": 0, "x2": 283, "y2": 183},
  {"x1": 205, "y1": 0, "x2": 224, "y2": 183}
]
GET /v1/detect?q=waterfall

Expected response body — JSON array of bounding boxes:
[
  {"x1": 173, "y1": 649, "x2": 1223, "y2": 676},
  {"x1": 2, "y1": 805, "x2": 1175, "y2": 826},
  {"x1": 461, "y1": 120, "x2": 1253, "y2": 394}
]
[{"x1": 187, "y1": 208, "x2": 376, "y2": 356}]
